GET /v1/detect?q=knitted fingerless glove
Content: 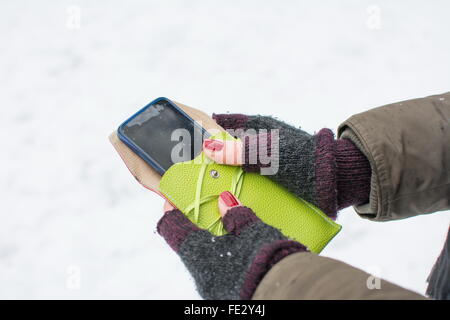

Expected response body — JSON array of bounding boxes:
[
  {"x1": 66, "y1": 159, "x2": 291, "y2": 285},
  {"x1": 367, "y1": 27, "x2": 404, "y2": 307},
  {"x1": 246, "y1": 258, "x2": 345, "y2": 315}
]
[
  {"x1": 157, "y1": 206, "x2": 307, "y2": 300},
  {"x1": 213, "y1": 113, "x2": 371, "y2": 219}
]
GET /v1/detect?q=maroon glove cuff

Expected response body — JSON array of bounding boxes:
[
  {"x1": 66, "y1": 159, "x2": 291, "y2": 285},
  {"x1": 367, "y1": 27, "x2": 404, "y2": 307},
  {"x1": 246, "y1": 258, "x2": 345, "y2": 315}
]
[
  {"x1": 212, "y1": 113, "x2": 249, "y2": 130},
  {"x1": 314, "y1": 129, "x2": 371, "y2": 216},
  {"x1": 314, "y1": 128, "x2": 339, "y2": 217},
  {"x1": 157, "y1": 209, "x2": 201, "y2": 252},
  {"x1": 335, "y1": 138, "x2": 371, "y2": 210}
]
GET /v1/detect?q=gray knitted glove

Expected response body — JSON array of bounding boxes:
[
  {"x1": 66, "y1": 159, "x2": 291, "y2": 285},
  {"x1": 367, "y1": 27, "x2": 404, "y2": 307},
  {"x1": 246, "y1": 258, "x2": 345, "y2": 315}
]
[
  {"x1": 212, "y1": 113, "x2": 371, "y2": 219},
  {"x1": 157, "y1": 199, "x2": 307, "y2": 300}
]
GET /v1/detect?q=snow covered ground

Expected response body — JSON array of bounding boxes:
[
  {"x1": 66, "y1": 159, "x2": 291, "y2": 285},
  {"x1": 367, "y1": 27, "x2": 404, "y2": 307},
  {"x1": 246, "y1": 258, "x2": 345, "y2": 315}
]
[{"x1": 1, "y1": 0, "x2": 449, "y2": 299}]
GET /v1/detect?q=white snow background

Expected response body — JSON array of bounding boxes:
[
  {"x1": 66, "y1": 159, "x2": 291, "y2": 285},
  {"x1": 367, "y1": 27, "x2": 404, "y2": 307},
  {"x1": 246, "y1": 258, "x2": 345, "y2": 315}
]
[{"x1": 1, "y1": 0, "x2": 449, "y2": 299}]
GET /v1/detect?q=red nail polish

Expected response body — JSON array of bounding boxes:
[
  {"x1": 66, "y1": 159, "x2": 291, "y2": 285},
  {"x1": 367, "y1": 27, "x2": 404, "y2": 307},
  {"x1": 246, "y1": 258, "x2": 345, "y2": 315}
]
[
  {"x1": 220, "y1": 191, "x2": 239, "y2": 207},
  {"x1": 204, "y1": 139, "x2": 224, "y2": 151}
]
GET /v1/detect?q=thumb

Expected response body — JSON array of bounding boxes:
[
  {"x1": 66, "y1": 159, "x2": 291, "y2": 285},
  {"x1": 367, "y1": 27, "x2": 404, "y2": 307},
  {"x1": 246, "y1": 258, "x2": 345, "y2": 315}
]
[
  {"x1": 218, "y1": 191, "x2": 260, "y2": 235},
  {"x1": 203, "y1": 139, "x2": 243, "y2": 165}
]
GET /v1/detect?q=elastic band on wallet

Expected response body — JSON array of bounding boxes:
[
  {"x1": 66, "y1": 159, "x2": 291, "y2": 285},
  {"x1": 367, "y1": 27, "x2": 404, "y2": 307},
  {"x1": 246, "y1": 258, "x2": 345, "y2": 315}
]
[{"x1": 184, "y1": 163, "x2": 244, "y2": 235}]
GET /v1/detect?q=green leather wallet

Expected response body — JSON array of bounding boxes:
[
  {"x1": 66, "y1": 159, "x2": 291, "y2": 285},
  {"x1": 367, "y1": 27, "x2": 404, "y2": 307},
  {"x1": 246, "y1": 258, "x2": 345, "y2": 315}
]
[{"x1": 159, "y1": 131, "x2": 341, "y2": 253}]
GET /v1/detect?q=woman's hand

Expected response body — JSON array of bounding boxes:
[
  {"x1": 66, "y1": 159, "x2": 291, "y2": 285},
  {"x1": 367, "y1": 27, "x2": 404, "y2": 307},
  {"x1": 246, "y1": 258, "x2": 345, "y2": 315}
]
[
  {"x1": 157, "y1": 192, "x2": 307, "y2": 300},
  {"x1": 201, "y1": 113, "x2": 372, "y2": 219}
]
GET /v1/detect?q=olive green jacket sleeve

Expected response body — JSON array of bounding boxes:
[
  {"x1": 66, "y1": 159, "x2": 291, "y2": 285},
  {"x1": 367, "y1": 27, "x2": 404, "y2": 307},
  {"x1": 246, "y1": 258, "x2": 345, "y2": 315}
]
[
  {"x1": 253, "y1": 92, "x2": 450, "y2": 300},
  {"x1": 338, "y1": 92, "x2": 450, "y2": 221},
  {"x1": 252, "y1": 252, "x2": 426, "y2": 300}
]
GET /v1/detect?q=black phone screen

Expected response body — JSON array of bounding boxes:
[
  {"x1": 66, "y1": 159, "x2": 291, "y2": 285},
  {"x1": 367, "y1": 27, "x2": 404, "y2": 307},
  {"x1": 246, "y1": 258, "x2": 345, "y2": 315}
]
[{"x1": 120, "y1": 99, "x2": 209, "y2": 174}]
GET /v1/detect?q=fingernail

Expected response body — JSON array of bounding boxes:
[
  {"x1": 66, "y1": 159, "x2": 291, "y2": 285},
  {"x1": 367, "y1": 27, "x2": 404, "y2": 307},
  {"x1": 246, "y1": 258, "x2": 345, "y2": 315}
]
[
  {"x1": 220, "y1": 191, "x2": 239, "y2": 207},
  {"x1": 204, "y1": 139, "x2": 224, "y2": 151}
]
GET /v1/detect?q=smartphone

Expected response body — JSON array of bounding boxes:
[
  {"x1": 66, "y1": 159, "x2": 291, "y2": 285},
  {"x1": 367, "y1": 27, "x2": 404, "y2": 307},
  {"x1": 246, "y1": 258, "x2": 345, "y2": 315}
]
[{"x1": 118, "y1": 97, "x2": 210, "y2": 175}]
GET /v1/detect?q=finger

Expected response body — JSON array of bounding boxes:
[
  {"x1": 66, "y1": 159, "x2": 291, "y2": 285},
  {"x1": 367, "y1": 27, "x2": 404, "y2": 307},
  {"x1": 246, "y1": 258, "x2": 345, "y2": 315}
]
[
  {"x1": 217, "y1": 191, "x2": 260, "y2": 235},
  {"x1": 203, "y1": 139, "x2": 243, "y2": 166},
  {"x1": 217, "y1": 191, "x2": 242, "y2": 217}
]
